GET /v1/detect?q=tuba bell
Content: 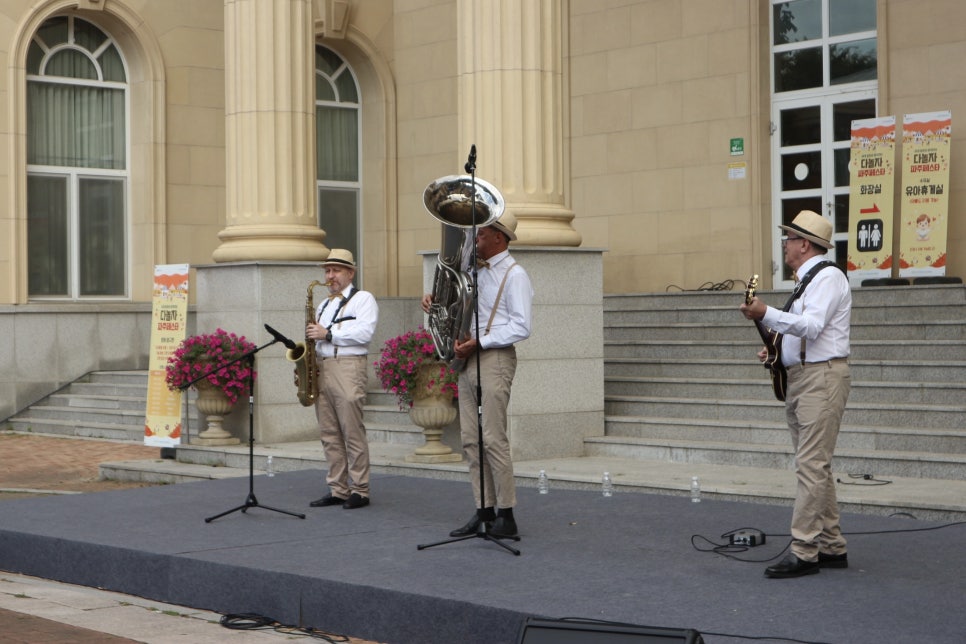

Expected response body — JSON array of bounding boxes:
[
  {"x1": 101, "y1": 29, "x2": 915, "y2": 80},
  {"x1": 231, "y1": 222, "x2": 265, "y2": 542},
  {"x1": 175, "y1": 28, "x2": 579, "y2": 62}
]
[{"x1": 422, "y1": 174, "x2": 505, "y2": 369}]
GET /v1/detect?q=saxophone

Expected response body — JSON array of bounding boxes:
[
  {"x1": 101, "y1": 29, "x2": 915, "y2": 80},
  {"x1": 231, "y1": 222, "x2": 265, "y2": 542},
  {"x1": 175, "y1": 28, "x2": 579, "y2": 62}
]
[{"x1": 287, "y1": 280, "x2": 327, "y2": 406}]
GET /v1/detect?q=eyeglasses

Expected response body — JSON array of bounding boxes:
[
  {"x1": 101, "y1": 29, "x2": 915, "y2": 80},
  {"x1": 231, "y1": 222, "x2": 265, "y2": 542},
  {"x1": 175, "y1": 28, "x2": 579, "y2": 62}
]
[{"x1": 781, "y1": 235, "x2": 805, "y2": 244}]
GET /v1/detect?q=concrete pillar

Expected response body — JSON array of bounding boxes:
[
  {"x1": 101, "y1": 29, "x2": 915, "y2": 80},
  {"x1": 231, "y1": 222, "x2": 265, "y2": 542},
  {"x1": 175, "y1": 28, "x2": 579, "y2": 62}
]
[
  {"x1": 213, "y1": 0, "x2": 328, "y2": 262},
  {"x1": 457, "y1": 0, "x2": 581, "y2": 247}
]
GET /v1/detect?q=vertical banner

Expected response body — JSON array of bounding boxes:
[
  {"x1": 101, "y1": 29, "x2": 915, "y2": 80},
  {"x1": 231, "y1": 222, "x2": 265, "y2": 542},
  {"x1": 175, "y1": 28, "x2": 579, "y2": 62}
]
[
  {"x1": 846, "y1": 116, "x2": 896, "y2": 285},
  {"x1": 144, "y1": 264, "x2": 190, "y2": 447},
  {"x1": 898, "y1": 110, "x2": 952, "y2": 278}
]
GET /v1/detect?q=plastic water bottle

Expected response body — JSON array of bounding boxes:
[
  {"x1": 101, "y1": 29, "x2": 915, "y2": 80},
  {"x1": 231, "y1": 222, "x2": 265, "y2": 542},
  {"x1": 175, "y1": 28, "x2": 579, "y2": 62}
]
[
  {"x1": 537, "y1": 469, "x2": 549, "y2": 494},
  {"x1": 266, "y1": 455, "x2": 275, "y2": 477},
  {"x1": 602, "y1": 471, "x2": 614, "y2": 497},
  {"x1": 691, "y1": 476, "x2": 701, "y2": 503}
]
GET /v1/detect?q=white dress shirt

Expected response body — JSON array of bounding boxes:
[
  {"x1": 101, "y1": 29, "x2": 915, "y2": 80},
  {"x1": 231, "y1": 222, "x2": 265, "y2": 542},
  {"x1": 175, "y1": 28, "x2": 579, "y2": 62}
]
[
  {"x1": 761, "y1": 255, "x2": 852, "y2": 367},
  {"x1": 315, "y1": 284, "x2": 378, "y2": 358},
  {"x1": 472, "y1": 250, "x2": 533, "y2": 349}
]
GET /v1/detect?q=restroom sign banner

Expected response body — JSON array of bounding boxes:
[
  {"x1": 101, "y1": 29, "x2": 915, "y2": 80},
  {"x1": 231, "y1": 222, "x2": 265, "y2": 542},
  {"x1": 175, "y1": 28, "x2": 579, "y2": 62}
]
[{"x1": 846, "y1": 115, "x2": 895, "y2": 285}]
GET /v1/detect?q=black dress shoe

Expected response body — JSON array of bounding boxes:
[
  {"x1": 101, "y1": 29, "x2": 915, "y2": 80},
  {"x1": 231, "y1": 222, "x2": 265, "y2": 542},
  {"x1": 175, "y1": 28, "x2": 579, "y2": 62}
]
[
  {"x1": 450, "y1": 513, "x2": 490, "y2": 537},
  {"x1": 488, "y1": 516, "x2": 518, "y2": 538},
  {"x1": 765, "y1": 554, "x2": 820, "y2": 578},
  {"x1": 818, "y1": 552, "x2": 848, "y2": 569},
  {"x1": 309, "y1": 494, "x2": 346, "y2": 508},
  {"x1": 342, "y1": 493, "x2": 370, "y2": 509}
]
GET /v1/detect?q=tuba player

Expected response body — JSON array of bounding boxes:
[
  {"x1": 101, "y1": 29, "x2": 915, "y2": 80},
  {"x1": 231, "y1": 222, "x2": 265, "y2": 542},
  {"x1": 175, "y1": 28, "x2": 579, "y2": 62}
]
[{"x1": 422, "y1": 212, "x2": 533, "y2": 538}]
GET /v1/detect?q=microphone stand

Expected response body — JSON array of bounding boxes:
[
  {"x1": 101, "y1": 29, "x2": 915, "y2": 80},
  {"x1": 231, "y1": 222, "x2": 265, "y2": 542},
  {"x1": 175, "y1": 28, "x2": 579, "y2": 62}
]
[
  {"x1": 418, "y1": 146, "x2": 521, "y2": 555},
  {"x1": 187, "y1": 336, "x2": 305, "y2": 523}
]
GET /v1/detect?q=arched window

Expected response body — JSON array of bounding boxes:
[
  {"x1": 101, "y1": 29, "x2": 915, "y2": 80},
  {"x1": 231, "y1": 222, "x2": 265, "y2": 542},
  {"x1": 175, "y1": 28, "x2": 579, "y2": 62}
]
[
  {"x1": 315, "y1": 45, "x2": 361, "y2": 278},
  {"x1": 26, "y1": 15, "x2": 128, "y2": 299}
]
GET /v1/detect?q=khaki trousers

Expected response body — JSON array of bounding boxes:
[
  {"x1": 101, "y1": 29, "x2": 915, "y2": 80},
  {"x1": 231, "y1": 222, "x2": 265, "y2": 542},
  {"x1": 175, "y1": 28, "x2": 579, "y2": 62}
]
[
  {"x1": 315, "y1": 355, "x2": 370, "y2": 498},
  {"x1": 784, "y1": 358, "x2": 850, "y2": 560},
  {"x1": 458, "y1": 346, "x2": 517, "y2": 510}
]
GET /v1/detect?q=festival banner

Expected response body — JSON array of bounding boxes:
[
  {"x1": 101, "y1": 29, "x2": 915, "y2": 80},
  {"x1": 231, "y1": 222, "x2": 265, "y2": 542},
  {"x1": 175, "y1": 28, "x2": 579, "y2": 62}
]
[
  {"x1": 898, "y1": 110, "x2": 952, "y2": 278},
  {"x1": 846, "y1": 115, "x2": 896, "y2": 285},
  {"x1": 144, "y1": 264, "x2": 190, "y2": 447}
]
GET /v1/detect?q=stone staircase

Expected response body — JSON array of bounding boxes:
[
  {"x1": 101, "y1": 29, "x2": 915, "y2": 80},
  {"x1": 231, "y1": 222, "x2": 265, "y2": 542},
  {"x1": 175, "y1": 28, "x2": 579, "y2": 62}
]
[
  {"x1": 4, "y1": 371, "x2": 200, "y2": 440},
  {"x1": 599, "y1": 284, "x2": 966, "y2": 482}
]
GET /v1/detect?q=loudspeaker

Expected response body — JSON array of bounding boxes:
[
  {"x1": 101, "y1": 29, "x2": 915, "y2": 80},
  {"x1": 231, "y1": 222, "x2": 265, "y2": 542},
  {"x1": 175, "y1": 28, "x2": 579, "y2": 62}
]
[{"x1": 516, "y1": 617, "x2": 704, "y2": 644}]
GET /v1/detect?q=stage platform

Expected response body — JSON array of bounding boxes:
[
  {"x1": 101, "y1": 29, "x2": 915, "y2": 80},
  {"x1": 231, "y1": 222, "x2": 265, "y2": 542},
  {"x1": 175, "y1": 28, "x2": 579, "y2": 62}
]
[{"x1": 0, "y1": 468, "x2": 963, "y2": 644}]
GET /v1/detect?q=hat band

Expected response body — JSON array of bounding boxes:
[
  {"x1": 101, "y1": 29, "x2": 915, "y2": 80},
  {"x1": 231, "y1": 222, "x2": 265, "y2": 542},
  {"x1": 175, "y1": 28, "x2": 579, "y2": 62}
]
[
  {"x1": 785, "y1": 221, "x2": 827, "y2": 243},
  {"x1": 324, "y1": 258, "x2": 354, "y2": 267}
]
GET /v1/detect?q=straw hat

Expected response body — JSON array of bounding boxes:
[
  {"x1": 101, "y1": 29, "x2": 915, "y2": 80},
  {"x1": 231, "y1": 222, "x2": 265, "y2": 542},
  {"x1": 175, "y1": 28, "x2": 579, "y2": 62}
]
[
  {"x1": 489, "y1": 211, "x2": 518, "y2": 242},
  {"x1": 320, "y1": 249, "x2": 356, "y2": 268},
  {"x1": 779, "y1": 210, "x2": 833, "y2": 249}
]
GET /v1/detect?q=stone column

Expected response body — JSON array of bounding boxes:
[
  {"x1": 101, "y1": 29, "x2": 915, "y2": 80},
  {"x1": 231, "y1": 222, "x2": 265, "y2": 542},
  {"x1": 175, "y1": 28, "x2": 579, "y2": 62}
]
[
  {"x1": 213, "y1": 0, "x2": 327, "y2": 262},
  {"x1": 457, "y1": 0, "x2": 581, "y2": 247}
]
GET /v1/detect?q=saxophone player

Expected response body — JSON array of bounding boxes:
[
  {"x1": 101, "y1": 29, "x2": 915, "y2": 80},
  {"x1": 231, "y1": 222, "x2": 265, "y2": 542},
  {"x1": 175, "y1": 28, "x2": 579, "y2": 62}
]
[{"x1": 306, "y1": 249, "x2": 379, "y2": 510}]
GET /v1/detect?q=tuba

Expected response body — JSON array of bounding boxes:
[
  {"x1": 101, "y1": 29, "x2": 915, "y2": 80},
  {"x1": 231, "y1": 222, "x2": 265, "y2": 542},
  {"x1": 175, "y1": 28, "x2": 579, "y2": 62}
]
[
  {"x1": 422, "y1": 174, "x2": 505, "y2": 369},
  {"x1": 287, "y1": 280, "x2": 328, "y2": 406}
]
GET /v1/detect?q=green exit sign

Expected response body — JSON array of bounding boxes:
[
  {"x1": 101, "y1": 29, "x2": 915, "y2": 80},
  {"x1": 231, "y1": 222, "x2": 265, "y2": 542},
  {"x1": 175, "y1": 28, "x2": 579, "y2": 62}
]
[{"x1": 730, "y1": 137, "x2": 744, "y2": 156}]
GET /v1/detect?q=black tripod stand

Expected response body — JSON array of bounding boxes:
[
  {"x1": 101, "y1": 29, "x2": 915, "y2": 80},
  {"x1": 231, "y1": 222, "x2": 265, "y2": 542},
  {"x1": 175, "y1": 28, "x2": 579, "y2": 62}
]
[
  {"x1": 193, "y1": 334, "x2": 305, "y2": 523},
  {"x1": 418, "y1": 145, "x2": 521, "y2": 556}
]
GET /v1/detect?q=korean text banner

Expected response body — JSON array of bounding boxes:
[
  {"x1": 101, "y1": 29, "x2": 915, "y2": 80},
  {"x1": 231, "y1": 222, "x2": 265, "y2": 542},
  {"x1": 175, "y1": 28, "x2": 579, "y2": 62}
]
[
  {"x1": 846, "y1": 115, "x2": 896, "y2": 285},
  {"x1": 898, "y1": 111, "x2": 952, "y2": 278},
  {"x1": 144, "y1": 264, "x2": 189, "y2": 447}
]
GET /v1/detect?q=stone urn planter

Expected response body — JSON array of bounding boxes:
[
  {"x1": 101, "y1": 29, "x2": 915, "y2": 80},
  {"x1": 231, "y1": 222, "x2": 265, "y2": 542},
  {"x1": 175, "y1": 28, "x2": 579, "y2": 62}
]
[
  {"x1": 405, "y1": 362, "x2": 461, "y2": 464},
  {"x1": 192, "y1": 381, "x2": 240, "y2": 445}
]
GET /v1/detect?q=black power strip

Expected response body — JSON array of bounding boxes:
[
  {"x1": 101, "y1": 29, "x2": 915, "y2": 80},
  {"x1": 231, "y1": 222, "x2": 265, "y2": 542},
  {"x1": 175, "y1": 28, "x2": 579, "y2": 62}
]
[{"x1": 730, "y1": 529, "x2": 766, "y2": 547}]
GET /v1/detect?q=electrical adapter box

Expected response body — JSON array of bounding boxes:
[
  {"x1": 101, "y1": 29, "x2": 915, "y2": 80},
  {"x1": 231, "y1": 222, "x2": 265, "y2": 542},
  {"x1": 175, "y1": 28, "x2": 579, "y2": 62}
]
[{"x1": 730, "y1": 529, "x2": 766, "y2": 547}]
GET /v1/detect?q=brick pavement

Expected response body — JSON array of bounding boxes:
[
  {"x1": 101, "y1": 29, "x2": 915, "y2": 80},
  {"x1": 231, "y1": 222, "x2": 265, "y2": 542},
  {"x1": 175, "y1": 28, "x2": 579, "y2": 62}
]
[
  {"x1": 0, "y1": 607, "x2": 138, "y2": 643},
  {"x1": 0, "y1": 433, "x2": 161, "y2": 497}
]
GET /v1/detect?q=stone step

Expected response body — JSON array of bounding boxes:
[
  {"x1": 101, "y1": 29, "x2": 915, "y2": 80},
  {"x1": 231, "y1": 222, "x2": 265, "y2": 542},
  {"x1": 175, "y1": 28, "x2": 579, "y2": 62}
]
[
  {"x1": 5, "y1": 417, "x2": 144, "y2": 441},
  {"x1": 604, "y1": 376, "x2": 966, "y2": 406},
  {"x1": 602, "y1": 416, "x2": 966, "y2": 454},
  {"x1": 44, "y1": 394, "x2": 148, "y2": 412},
  {"x1": 604, "y1": 339, "x2": 966, "y2": 361},
  {"x1": 603, "y1": 395, "x2": 966, "y2": 430},
  {"x1": 603, "y1": 358, "x2": 966, "y2": 383},
  {"x1": 604, "y1": 284, "x2": 966, "y2": 310},
  {"x1": 583, "y1": 436, "x2": 966, "y2": 480},
  {"x1": 13, "y1": 405, "x2": 149, "y2": 426},
  {"x1": 604, "y1": 320, "x2": 966, "y2": 342}
]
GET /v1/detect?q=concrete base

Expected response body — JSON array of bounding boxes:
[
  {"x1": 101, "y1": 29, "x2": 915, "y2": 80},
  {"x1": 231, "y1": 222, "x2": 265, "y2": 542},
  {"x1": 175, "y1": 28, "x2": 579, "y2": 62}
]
[
  {"x1": 405, "y1": 453, "x2": 463, "y2": 464},
  {"x1": 190, "y1": 437, "x2": 241, "y2": 446}
]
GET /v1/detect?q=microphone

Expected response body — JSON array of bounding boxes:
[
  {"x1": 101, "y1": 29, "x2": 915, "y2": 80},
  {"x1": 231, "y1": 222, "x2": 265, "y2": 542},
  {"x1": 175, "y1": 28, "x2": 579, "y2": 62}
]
[
  {"x1": 464, "y1": 144, "x2": 477, "y2": 173},
  {"x1": 264, "y1": 324, "x2": 298, "y2": 350}
]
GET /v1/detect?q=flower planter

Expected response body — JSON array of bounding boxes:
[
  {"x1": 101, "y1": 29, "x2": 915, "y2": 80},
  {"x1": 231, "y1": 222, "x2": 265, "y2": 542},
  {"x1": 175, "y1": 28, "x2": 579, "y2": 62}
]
[{"x1": 405, "y1": 362, "x2": 461, "y2": 463}]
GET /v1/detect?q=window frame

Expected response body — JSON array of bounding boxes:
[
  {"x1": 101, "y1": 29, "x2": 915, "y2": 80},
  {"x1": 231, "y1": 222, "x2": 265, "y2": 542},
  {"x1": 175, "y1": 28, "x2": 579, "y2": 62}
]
[
  {"x1": 315, "y1": 44, "x2": 363, "y2": 285},
  {"x1": 25, "y1": 15, "x2": 131, "y2": 301}
]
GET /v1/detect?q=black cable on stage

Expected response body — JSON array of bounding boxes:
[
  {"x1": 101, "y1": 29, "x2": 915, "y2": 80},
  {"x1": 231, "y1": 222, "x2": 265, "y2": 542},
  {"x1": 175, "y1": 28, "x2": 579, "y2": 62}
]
[
  {"x1": 219, "y1": 612, "x2": 350, "y2": 641},
  {"x1": 693, "y1": 520, "x2": 966, "y2": 563},
  {"x1": 836, "y1": 472, "x2": 892, "y2": 485}
]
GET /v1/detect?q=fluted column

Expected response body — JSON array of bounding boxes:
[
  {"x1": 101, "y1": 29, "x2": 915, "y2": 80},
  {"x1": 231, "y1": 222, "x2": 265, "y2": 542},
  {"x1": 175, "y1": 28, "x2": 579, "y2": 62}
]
[
  {"x1": 213, "y1": 0, "x2": 327, "y2": 262},
  {"x1": 458, "y1": 0, "x2": 581, "y2": 246}
]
